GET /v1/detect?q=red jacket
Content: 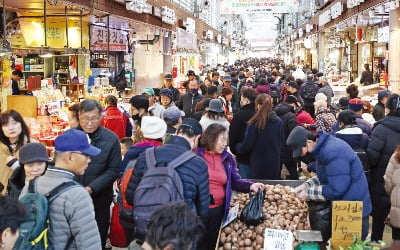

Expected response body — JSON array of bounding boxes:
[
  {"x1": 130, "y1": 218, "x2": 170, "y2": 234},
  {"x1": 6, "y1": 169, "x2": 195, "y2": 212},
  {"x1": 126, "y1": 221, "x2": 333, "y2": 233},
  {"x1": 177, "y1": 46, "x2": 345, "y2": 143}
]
[
  {"x1": 296, "y1": 110, "x2": 315, "y2": 126},
  {"x1": 101, "y1": 106, "x2": 128, "y2": 139}
]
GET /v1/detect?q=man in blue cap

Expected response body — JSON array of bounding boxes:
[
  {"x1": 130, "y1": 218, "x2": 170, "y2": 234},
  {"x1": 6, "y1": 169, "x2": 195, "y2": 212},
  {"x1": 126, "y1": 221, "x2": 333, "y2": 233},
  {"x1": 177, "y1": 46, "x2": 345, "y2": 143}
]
[
  {"x1": 20, "y1": 129, "x2": 102, "y2": 250},
  {"x1": 373, "y1": 90, "x2": 391, "y2": 121}
]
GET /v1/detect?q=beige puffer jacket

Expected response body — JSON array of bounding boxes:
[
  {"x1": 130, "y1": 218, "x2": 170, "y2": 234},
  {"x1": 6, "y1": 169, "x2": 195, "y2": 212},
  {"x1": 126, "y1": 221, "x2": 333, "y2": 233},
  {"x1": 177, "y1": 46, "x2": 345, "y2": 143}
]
[{"x1": 384, "y1": 153, "x2": 400, "y2": 228}]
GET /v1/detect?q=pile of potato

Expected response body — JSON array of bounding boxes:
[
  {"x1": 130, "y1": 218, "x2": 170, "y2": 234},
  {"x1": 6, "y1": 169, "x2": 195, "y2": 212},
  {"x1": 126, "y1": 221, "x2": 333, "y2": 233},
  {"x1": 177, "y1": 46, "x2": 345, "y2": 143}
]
[{"x1": 218, "y1": 184, "x2": 310, "y2": 249}]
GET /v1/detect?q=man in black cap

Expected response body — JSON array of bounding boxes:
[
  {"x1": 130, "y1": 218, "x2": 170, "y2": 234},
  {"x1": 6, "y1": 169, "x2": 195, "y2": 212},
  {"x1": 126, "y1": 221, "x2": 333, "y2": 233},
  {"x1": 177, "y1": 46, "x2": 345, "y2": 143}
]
[
  {"x1": 182, "y1": 70, "x2": 197, "y2": 90},
  {"x1": 124, "y1": 118, "x2": 209, "y2": 244},
  {"x1": 373, "y1": 90, "x2": 391, "y2": 121},
  {"x1": 11, "y1": 70, "x2": 23, "y2": 95},
  {"x1": 162, "y1": 73, "x2": 180, "y2": 103}
]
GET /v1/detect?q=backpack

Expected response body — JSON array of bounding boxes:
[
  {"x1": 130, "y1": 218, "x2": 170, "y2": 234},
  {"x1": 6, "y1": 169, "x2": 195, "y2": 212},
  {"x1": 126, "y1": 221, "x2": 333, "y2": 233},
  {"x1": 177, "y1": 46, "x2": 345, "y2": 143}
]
[
  {"x1": 14, "y1": 179, "x2": 79, "y2": 250},
  {"x1": 302, "y1": 82, "x2": 318, "y2": 101},
  {"x1": 270, "y1": 85, "x2": 281, "y2": 105},
  {"x1": 133, "y1": 147, "x2": 196, "y2": 241}
]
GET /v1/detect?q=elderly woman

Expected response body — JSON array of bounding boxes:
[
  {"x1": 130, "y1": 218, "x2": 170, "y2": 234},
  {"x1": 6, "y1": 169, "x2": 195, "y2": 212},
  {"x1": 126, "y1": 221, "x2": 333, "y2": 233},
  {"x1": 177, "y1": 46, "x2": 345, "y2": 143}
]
[
  {"x1": 314, "y1": 98, "x2": 336, "y2": 133},
  {"x1": 197, "y1": 124, "x2": 264, "y2": 249},
  {"x1": 199, "y1": 99, "x2": 230, "y2": 131},
  {"x1": 0, "y1": 195, "x2": 26, "y2": 250}
]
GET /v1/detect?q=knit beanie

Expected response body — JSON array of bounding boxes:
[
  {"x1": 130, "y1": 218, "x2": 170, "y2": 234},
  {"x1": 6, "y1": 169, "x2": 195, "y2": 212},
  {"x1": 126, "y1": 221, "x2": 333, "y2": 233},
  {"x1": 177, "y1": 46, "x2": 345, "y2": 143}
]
[{"x1": 19, "y1": 143, "x2": 49, "y2": 164}]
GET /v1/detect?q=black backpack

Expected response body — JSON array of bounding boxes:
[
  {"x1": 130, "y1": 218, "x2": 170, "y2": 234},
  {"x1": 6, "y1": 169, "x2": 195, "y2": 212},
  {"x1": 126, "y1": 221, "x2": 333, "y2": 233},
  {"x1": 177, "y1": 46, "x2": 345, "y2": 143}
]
[
  {"x1": 302, "y1": 82, "x2": 318, "y2": 100},
  {"x1": 270, "y1": 85, "x2": 281, "y2": 105},
  {"x1": 133, "y1": 147, "x2": 196, "y2": 241}
]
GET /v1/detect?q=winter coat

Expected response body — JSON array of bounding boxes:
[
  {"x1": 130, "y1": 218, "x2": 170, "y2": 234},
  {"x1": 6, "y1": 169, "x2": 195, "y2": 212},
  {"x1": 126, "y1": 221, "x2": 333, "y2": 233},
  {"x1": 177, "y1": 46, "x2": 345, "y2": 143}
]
[
  {"x1": 315, "y1": 107, "x2": 336, "y2": 133},
  {"x1": 148, "y1": 103, "x2": 165, "y2": 118},
  {"x1": 125, "y1": 136, "x2": 209, "y2": 222},
  {"x1": 120, "y1": 139, "x2": 163, "y2": 177},
  {"x1": 236, "y1": 112, "x2": 283, "y2": 179},
  {"x1": 256, "y1": 84, "x2": 270, "y2": 95},
  {"x1": 177, "y1": 92, "x2": 203, "y2": 118},
  {"x1": 384, "y1": 153, "x2": 400, "y2": 227},
  {"x1": 362, "y1": 113, "x2": 375, "y2": 126},
  {"x1": 229, "y1": 103, "x2": 256, "y2": 164},
  {"x1": 7, "y1": 166, "x2": 27, "y2": 199},
  {"x1": 100, "y1": 106, "x2": 129, "y2": 139},
  {"x1": 331, "y1": 114, "x2": 371, "y2": 136},
  {"x1": 296, "y1": 109, "x2": 315, "y2": 126},
  {"x1": 312, "y1": 132, "x2": 372, "y2": 217},
  {"x1": 318, "y1": 84, "x2": 334, "y2": 105},
  {"x1": 372, "y1": 102, "x2": 385, "y2": 121},
  {"x1": 360, "y1": 71, "x2": 374, "y2": 85},
  {"x1": 367, "y1": 115, "x2": 400, "y2": 213},
  {"x1": 274, "y1": 103, "x2": 298, "y2": 162},
  {"x1": 335, "y1": 126, "x2": 369, "y2": 150},
  {"x1": 199, "y1": 113, "x2": 230, "y2": 132},
  {"x1": 299, "y1": 81, "x2": 319, "y2": 107},
  {"x1": 20, "y1": 168, "x2": 101, "y2": 250},
  {"x1": 197, "y1": 148, "x2": 252, "y2": 217},
  {"x1": 74, "y1": 126, "x2": 121, "y2": 208}
]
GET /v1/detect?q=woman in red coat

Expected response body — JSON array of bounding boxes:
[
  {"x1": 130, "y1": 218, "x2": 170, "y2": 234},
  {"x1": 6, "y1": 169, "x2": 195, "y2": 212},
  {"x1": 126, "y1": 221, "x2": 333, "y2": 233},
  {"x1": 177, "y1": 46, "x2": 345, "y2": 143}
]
[{"x1": 285, "y1": 95, "x2": 315, "y2": 127}]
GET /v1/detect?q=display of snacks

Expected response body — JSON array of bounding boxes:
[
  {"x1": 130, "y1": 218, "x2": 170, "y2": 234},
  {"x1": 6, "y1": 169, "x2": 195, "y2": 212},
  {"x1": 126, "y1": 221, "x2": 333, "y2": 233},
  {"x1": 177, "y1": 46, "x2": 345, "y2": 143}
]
[{"x1": 218, "y1": 184, "x2": 310, "y2": 250}]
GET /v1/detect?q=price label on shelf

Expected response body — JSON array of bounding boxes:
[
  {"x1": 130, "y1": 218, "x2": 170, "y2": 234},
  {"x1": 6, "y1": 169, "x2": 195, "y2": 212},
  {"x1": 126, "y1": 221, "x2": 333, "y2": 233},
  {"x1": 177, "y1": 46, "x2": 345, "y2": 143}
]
[{"x1": 263, "y1": 228, "x2": 293, "y2": 250}]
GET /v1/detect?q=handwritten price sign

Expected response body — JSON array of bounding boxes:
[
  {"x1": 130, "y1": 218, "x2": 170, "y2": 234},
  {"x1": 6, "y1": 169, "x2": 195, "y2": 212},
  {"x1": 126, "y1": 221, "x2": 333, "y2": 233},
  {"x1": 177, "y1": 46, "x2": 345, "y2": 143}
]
[
  {"x1": 331, "y1": 201, "x2": 363, "y2": 249},
  {"x1": 263, "y1": 228, "x2": 293, "y2": 250}
]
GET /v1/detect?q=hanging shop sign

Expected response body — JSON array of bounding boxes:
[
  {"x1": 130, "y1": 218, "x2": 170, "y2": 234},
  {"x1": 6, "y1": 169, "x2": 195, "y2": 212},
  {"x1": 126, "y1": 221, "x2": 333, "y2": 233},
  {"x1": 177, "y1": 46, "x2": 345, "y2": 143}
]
[
  {"x1": 176, "y1": 28, "x2": 198, "y2": 53},
  {"x1": 90, "y1": 26, "x2": 127, "y2": 51},
  {"x1": 365, "y1": 26, "x2": 378, "y2": 42},
  {"x1": 126, "y1": 0, "x2": 147, "y2": 13},
  {"x1": 153, "y1": 6, "x2": 162, "y2": 18},
  {"x1": 298, "y1": 29, "x2": 304, "y2": 38},
  {"x1": 347, "y1": 0, "x2": 364, "y2": 9},
  {"x1": 319, "y1": 2, "x2": 342, "y2": 26},
  {"x1": 219, "y1": 0, "x2": 299, "y2": 14},
  {"x1": 217, "y1": 34, "x2": 222, "y2": 44},
  {"x1": 306, "y1": 24, "x2": 313, "y2": 33},
  {"x1": 161, "y1": 6, "x2": 176, "y2": 25},
  {"x1": 143, "y1": 4, "x2": 153, "y2": 14},
  {"x1": 184, "y1": 18, "x2": 196, "y2": 34},
  {"x1": 206, "y1": 30, "x2": 214, "y2": 39},
  {"x1": 378, "y1": 26, "x2": 389, "y2": 43}
]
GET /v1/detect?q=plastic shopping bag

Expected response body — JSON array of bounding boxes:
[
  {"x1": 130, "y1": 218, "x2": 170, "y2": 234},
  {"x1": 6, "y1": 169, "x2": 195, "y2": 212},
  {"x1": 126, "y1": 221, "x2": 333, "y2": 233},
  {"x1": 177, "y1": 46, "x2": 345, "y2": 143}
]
[{"x1": 239, "y1": 189, "x2": 265, "y2": 226}]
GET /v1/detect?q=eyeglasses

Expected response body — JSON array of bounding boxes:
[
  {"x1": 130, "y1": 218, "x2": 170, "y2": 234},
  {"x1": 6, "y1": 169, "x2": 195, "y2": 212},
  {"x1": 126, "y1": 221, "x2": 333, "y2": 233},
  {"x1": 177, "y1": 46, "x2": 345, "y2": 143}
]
[{"x1": 80, "y1": 117, "x2": 100, "y2": 124}]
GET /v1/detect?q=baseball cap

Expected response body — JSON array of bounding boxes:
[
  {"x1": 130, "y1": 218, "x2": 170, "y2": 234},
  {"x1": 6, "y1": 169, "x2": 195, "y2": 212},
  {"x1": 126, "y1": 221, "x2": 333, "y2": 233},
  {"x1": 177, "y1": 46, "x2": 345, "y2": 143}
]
[
  {"x1": 348, "y1": 98, "x2": 363, "y2": 112},
  {"x1": 187, "y1": 70, "x2": 195, "y2": 76},
  {"x1": 160, "y1": 88, "x2": 173, "y2": 98},
  {"x1": 19, "y1": 143, "x2": 49, "y2": 164},
  {"x1": 378, "y1": 90, "x2": 391, "y2": 101},
  {"x1": 142, "y1": 88, "x2": 155, "y2": 96},
  {"x1": 164, "y1": 73, "x2": 173, "y2": 80},
  {"x1": 286, "y1": 126, "x2": 313, "y2": 158},
  {"x1": 287, "y1": 81, "x2": 299, "y2": 89},
  {"x1": 223, "y1": 75, "x2": 232, "y2": 82},
  {"x1": 163, "y1": 106, "x2": 185, "y2": 123},
  {"x1": 55, "y1": 129, "x2": 101, "y2": 156},
  {"x1": 180, "y1": 118, "x2": 203, "y2": 136}
]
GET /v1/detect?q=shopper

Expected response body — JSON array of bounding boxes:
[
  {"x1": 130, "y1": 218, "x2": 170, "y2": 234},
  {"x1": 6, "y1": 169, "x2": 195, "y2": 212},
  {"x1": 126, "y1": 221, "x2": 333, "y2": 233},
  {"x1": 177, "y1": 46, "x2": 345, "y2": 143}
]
[
  {"x1": 346, "y1": 84, "x2": 359, "y2": 99},
  {"x1": 274, "y1": 97, "x2": 299, "y2": 179},
  {"x1": 314, "y1": 99, "x2": 336, "y2": 133},
  {"x1": 317, "y1": 76, "x2": 334, "y2": 105},
  {"x1": 360, "y1": 63, "x2": 374, "y2": 85},
  {"x1": 0, "y1": 110, "x2": 32, "y2": 195},
  {"x1": 199, "y1": 99, "x2": 230, "y2": 131},
  {"x1": 0, "y1": 195, "x2": 25, "y2": 250},
  {"x1": 236, "y1": 94, "x2": 283, "y2": 179},
  {"x1": 220, "y1": 75, "x2": 240, "y2": 113},
  {"x1": 67, "y1": 103, "x2": 80, "y2": 128},
  {"x1": 219, "y1": 87, "x2": 234, "y2": 122},
  {"x1": 177, "y1": 80, "x2": 203, "y2": 118},
  {"x1": 229, "y1": 88, "x2": 257, "y2": 179},
  {"x1": 124, "y1": 118, "x2": 209, "y2": 244},
  {"x1": 20, "y1": 129, "x2": 102, "y2": 249},
  {"x1": 196, "y1": 124, "x2": 264, "y2": 249},
  {"x1": 120, "y1": 137, "x2": 133, "y2": 159},
  {"x1": 159, "y1": 88, "x2": 175, "y2": 109},
  {"x1": 7, "y1": 143, "x2": 48, "y2": 198},
  {"x1": 361, "y1": 100, "x2": 376, "y2": 126},
  {"x1": 368, "y1": 93, "x2": 400, "y2": 242},
  {"x1": 299, "y1": 74, "x2": 319, "y2": 118},
  {"x1": 384, "y1": 146, "x2": 400, "y2": 240},
  {"x1": 142, "y1": 88, "x2": 164, "y2": 118},
  {"x1": 288, "y1": 126, "x2": 371, "y2": 242},
  {"x1": 130, "y1": 95, "x2": 150, "y2": 143},
  {"x1": 373, "y1": 90, "x2": 391, "y2": 121},
  {"x1": 285, "y1": 81, "x2": 304, "y2": 107},
  {"x1": 335, "y1": 110, "x2": 369, "y2": 150},
  {"x1": 285, "y1": 95, "x2": 315, "y2": 127},
  {"x1": 75, "y1": 99, "x2": 121, "y2": 248},
  {"x1": 101, "y1": 95, "x2": 131, "y2": 139},
  {"x1": 255, "y1": 77, "x2": 271, "y2": 95},
  {"x1": 128, "y1": 202, "x2": 204, "y2": 250},
  {"x1": 162, "y1": 106, "x2": 184, "y2": 143},
  {"x1": 161, "y1": 73, "x2": 180, "y2": 103}
]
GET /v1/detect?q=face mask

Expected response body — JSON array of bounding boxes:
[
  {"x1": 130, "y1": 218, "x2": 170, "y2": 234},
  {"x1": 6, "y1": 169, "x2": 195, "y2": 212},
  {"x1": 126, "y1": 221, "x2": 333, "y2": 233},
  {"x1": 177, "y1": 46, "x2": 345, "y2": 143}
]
[
  {"x1": 300, "y1": 152, "x2": 315, "y2": 164},
  {"x1": 189, "y1": 88, "x2": 198, "y2": 95}
]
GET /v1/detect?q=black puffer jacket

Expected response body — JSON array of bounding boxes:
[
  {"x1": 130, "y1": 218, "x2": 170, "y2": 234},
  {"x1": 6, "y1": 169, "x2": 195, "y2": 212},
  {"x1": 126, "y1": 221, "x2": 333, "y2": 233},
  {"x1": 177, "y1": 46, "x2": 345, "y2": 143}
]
[
  {"x1": 75, "y1": 126, "x2": 121, "y2": 207},
  {"x1": 229, "y1": 103, "x2": 256, "y2": 164},
  {"x1": 177, "y1": 92, "x2": 203, "y2": 118},
  {"x1": 274, "y1": 103, "x2": 298, "y2": 161},
  {"x1": 126, "y1": 136, "x2": 209, "y2": 221},
  {"x1": 367, "y1": 115, "x2": 400, "y2": 211}
]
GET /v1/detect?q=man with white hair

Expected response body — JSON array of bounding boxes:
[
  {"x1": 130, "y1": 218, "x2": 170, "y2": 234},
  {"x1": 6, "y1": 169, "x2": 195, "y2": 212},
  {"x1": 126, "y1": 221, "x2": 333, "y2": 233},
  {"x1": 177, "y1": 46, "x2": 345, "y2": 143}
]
[{"x1": 317, "y1": 76, "x2": 334, "y2": 105}]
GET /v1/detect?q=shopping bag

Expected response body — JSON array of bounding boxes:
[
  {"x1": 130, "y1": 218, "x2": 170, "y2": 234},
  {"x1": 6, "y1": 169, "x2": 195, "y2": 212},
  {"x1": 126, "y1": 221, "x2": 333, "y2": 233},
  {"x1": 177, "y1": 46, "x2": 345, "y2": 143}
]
[
  {"x1": 239, "y1": 189, "x2": 265, "y2": 226},
  {"x1": 109, "y1": 202, "x2": 128, "y2": 247}
]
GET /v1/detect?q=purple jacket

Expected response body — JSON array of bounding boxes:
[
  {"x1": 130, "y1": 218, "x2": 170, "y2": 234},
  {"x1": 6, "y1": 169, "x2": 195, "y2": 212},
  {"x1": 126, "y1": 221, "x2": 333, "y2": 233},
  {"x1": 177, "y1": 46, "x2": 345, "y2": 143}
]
[{"x1": 197, "y1": 147, "x2": 253, "y2": 217}]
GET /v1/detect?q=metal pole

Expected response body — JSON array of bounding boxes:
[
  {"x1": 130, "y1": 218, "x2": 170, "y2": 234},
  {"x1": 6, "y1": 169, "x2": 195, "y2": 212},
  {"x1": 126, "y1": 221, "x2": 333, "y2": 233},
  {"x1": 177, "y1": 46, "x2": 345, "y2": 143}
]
[
  {"x1": 80, "y1": 9, "x2": 83, "y2": 48},
  {"x1": 2, "y1": 0, "x2": 6, "y2": 46},
  {"x1": 65, "y1": 6, "x2": 69, "y2": 48},
  {"x1": 44, "y1": 0, "x2": 47, "y2": 46},
  {"x1": 107, "y1": 15, "x2": 110, "y2": 66}
]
